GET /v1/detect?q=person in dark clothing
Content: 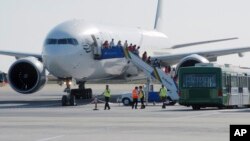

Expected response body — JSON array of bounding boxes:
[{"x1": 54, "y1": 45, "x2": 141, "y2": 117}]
[
  {"x1": 139, "y1": 86, "x2": 145, "y2": 109},
  {"x1": 153, "y1": 59, "x2": 161, "y2": 68},
  {"x1": 142, "y1": 51, "x2": 147, "y2": 62},
  {"x1": 132, "y1": 86, "x2": 139, "y2": 109},
  {"x1": 103, "y1": 85, "x2": 111, "y2": 110},
  {"x1": 146, "y1": 56, "x2": 151, "y2": 65}
]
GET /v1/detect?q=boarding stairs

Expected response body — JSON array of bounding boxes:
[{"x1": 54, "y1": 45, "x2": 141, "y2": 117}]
[{"x1": 123, "y1": 49, "x2": 179, "y2": 101}]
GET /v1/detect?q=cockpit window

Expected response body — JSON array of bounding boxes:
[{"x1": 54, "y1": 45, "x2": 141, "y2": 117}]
[
  {"x1": 58, "y1": 39, "x2": 67, "y2": 44},
  {"x1": 45, "y1": 38, "x2": 78, "y2": 45},
  {"x1": 46, "y1": 39, "x2": 57, "y2": 44},
  {"x1": 67, "y1": 38, "x2": 78, "y2": 45}
]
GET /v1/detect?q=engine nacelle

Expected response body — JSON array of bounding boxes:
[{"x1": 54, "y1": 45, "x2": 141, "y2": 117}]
[
  {"x1": 176, "y1": 54, "x2": 209, "y2": 73},
  {"x1": 8, "y1": 57, "x2": 46, "y2": 94}
]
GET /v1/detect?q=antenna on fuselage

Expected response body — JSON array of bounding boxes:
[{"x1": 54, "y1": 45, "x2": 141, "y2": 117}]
[{"x1": 154, "y1": 0, "x2": 162, "y2": 30}]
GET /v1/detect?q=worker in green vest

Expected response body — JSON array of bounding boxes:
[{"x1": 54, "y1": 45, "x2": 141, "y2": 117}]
[
  {"x1": 139, "y1": 86, "x2": 145, "y2": 109},
  {"x1": 159, "y1": 85, "x2": 167, "y2": 109},
  {"x1": 103, "y1": 85, "x2": 111, "y2": 110}
]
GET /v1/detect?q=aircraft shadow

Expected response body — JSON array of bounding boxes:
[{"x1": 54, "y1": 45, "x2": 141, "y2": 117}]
[
  {"x1": 220, "y1": 108, "x2": 250, "y2": 113},
  {"x1": 152, "y1": 107, "x2": 222, "y2": 112},
  {"x1": 0, "y1": 99, "x2": 92, "y2": 109}
]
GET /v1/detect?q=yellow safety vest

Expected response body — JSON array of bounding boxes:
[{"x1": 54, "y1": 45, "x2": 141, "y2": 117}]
[
  {"x1": 159, "y1": 87, "x2": 167, "y2": 97},
  {"x1": 139, "y1": 90, "x2": 144, "y2": 99},
  {"x1": 104, "y1": 89, "x2": 111, "y2": 97}
]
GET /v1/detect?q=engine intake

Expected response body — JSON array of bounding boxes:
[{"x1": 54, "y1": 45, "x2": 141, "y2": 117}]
[
  {"x1": 176, "y1": 54, "x2": 209, "y2": 73},
  {"x1": 8, "y1": 57, "x2": 46, "y2": 94}
]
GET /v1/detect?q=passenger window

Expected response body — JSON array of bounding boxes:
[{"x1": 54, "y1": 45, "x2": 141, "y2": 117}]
[{"x1": 222, "y1": 73, "x2": 226, "y2": 87}]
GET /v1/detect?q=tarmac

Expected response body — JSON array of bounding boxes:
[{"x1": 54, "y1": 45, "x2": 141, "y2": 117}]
[{"x1": 0, "y1": 84, "x2": 250, "y2": 141}]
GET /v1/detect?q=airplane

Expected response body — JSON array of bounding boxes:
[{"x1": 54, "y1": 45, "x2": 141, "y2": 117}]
[{"x1": 1, "y1": 0, "x2": 250, "y2": 106}]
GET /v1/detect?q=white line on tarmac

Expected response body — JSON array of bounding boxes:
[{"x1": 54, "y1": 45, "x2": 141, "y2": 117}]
[
  {"x1": 166, "y1": 111, "x2": 220, "y2": 121},
  {"x1": 36, "y1": 135, "x2": 64, "y2": 141},
  {"x1": 37, "y1": 103, "x2": 60, "y2": 107}
]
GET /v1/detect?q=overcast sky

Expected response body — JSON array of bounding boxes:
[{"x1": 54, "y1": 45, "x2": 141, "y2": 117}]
[{"x1": 0, "y1": 0, "x2": 250, "y2": 72}]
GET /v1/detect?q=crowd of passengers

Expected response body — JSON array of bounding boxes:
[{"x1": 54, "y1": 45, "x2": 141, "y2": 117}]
[{"x1": 101, "y1": 38, "x2": 161, "y2": 68}]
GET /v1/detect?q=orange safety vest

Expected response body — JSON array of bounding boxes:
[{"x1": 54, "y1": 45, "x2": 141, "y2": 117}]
[{"x1": 132, "y1": 89, "x2": 138, "y2": 99}]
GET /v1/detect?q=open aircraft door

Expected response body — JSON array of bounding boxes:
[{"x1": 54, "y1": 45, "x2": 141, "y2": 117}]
[{"x1": 91, "y1": 34, "x2": 102, "y2": 59}]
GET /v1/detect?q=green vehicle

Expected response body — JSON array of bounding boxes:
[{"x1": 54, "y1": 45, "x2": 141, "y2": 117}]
[{"x1": 178, "y1": 63, "x2": 250, "y2": 110}]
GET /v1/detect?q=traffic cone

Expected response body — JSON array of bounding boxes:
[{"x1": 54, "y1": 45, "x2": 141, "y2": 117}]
[{"x1": 93, "y1": 97, "x2": 99, "y2": 110}]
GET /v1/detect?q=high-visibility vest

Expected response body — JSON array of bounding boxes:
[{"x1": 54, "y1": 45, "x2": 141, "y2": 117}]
[
  {"x1": 104, "y1": 89, "x2": 111, "y2": 97},
  {"x1": 159, "y1": 87, "x2": 167, "y2": 97},
  {"x1": 132, "y1": 89, "x2": 138, "y2": 99},
  {"x1": 139, "y1": 90, "x2": 144, "y2": 99}
]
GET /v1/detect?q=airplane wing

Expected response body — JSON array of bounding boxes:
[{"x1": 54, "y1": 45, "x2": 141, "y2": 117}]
[
  {"x1": 0, "y1": 50, "x2": 42, "y2": 60},
  {"x1": 170, "y1": 37, "x2": 238, "y2": 49},
  {"x1": 153, "y1": 46, "x2": 250, "y2": 65}
]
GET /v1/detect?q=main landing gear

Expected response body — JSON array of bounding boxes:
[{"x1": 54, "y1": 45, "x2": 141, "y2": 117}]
[{"x1": 61, "y1": 80, "x2": 93, "y2": 106}]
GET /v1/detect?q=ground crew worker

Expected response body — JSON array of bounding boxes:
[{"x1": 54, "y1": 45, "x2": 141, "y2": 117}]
[
  {"x1": 159, "y1": 85, "x2": 167, "y2": 109},
  {"x1": 139, "y1": 86, "x2": 145, "y2": 109},
  {"x1": 132, "y1": 86, "x2": 139, "y2": 109},
  {"x1": 103, "y1": 85, "x2": 111, "y2": 110}
]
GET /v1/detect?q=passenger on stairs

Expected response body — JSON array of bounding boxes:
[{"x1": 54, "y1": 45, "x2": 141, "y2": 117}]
[
  {"x1": 165, "y1": 66, "x2": 171, "y2": 74},
  {"x1": 128, "y1": 43, "x2": 133, "y2": 51},
  {"x1": 132, "y1": 45, "x2": 136, "y2": 53},
  {"x1": 146, "y1": 56, "x2": 151, "y2": 65},
  {"x1": 134, "y1": 46, "x2": 140, "y2": 56},
  {"x1": 142, "y1": 51, "x2": 147, "y2": 62},
  {"x1": 109, "y1": 38, "x2": 115, "y2": 48},
  {"x1": 123, "y1": 40, "x2": 128, "y2": 48},
  {"x1": 103, "y1": 40, "x2": 109, "y2": 49},
  {"x1": 153, "y1": 59, "x2": 161, "y2": 68},
  {"x1": 117, "y1": 40, "x2": 123, "y2": 48}
]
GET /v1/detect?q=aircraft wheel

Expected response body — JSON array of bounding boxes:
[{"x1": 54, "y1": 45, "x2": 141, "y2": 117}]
[
  {"x1": 62, "y1": 95, "x2": 68, "y2": 106},
  {"x1": 75, "y1": 95, "x2": 81, "y2": 100},
  {"x1": 69, "y1": 95, "x2": 77, "y2": 106},
  {"x1": 122, "y1": 98, "x2": 131, "y2": 106},
  {"x1": 192, "y1": 106, "x2": 200, "y2": 110},
  {"x1": 84, "y1": 88, "x2": 92, "y2": 99},
  {"x1": 88, "y1": 89, "x2": 93, "y2": 99}
]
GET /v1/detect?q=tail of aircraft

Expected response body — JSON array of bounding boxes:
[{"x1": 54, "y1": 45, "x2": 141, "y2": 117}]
[
  {"x1": 153, "y1": 0, "x2": 239, "y2": 48},
  {"x1": 154, "y1": 0, "x2": 162, "y2": 30}
]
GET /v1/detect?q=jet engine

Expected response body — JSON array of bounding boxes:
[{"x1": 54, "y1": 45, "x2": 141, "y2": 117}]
[
  {"x1": 8, "y1": 57, "x2": 46, "y2": 94},
  {"x1": 176, "y1": 54, "x2": 209, "y2": 72}
]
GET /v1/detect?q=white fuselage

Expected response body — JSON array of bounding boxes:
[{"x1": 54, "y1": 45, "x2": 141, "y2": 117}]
[{"x1": 42, "y1": 20, "x2": 169, "y2": 81}]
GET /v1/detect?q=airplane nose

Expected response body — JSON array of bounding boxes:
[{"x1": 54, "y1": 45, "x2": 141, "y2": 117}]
[{"x1": 42, "y1": 43, "x2": 83, "y2": 78}]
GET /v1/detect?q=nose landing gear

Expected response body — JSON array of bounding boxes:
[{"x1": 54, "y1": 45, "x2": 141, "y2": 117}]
[
  {"x1": 61, "y1": 80, "x2": 93, "y2": 106},
  {"x1": 61, "y1": 80, "x2": 76, "y2": 106}
]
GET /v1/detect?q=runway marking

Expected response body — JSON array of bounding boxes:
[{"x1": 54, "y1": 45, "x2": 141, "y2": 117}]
[
  {"x1": 35, "y1": 103, "x2": 60, "y2": 107},
  {"x1": 0, "y1": 103, "x2": 28, "y2": 107},
  {"x1": 36, "y1": 135, "x2": 64, "y2": 141},
  {"x1": 166, "y1": 111, "x2": 220, "y2": 121}
]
